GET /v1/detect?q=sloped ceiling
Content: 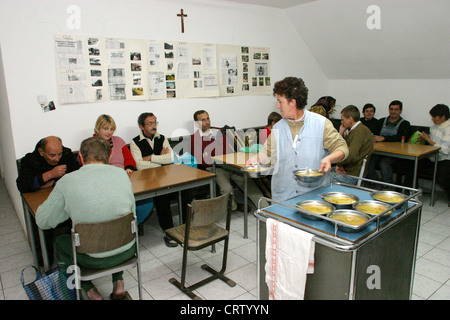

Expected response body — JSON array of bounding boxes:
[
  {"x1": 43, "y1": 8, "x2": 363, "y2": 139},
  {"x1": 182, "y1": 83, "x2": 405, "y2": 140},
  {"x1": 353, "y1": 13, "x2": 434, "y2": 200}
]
[{"x1": 222, "y1": 0, "x2": 450, "y2": 79}]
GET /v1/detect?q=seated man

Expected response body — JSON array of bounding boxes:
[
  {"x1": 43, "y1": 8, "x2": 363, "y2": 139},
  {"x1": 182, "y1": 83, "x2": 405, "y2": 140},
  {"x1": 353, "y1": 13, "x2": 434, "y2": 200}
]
[
  {"x1": 191, "y1": 110, "x2": 268, "y2": 210},
  {"x1": 36, "y1": 137, "x2": 136, "y2": 300},
  {"x1": 335, "y1": 105, "x2": 374, "y2": 185},
  {"x1": 16, "y1": 136, "x2": 80, "y2": 193},
  {"x1": 367, "y1": 100, "x2": 411, "y2": 185},
  {"x1": 130, "y1": 112, "x2": 190, "y2": 247},
  {"x1": 16, "y1": 136, "x2": 80, "y2": 265}
]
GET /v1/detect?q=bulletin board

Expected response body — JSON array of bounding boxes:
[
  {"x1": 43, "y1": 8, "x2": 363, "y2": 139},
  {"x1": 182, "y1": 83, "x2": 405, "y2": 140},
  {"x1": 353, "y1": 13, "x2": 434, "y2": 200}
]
[{"x1": 54, "y1": 35, "x2": 271, "y2": 104}]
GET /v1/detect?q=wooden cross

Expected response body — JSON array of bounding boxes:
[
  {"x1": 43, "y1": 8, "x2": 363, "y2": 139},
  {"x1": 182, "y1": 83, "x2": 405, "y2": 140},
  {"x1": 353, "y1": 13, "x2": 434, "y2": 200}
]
[{"x1": 177, "y1": 9, "x2": 187, "y2": 33}]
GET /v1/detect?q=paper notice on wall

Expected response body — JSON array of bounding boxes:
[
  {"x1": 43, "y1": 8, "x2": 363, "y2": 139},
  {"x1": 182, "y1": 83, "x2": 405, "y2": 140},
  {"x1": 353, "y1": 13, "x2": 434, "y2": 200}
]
[
  {"x1": 202, "y1": 45, "x2": 217, "y2": 70},
  {"x1": 149, "y1": 71, "x2": 166, "y2": 98},
  {"x1": 55, "y1": 35, "x2": 270, "y2": 104},
  {"x1": 54, "y1": 36, "x2": 89, "y2": 104}
]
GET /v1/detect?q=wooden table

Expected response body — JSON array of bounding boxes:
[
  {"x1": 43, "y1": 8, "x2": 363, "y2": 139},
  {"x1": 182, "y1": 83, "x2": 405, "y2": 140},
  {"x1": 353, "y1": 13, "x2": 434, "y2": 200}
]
[
  {"x1": 212, "y1": 152, "x2": 261, "y2": 239},
  {"x1": 373, "y1": 142, "x2": 440, "y2": 205},
  {"x1": 21, "y1": 164, "x2": 216, "y2": 271}
]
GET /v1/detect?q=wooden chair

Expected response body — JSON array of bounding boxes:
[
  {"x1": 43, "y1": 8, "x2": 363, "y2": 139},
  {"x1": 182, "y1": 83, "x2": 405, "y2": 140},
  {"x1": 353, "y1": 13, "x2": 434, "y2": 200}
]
[
  {"x1": 71, "y1": 212, "x2": 142, "y2": 300},
  {"x1": 164, "y1": 192, "x2": 236, "y2": 300}
]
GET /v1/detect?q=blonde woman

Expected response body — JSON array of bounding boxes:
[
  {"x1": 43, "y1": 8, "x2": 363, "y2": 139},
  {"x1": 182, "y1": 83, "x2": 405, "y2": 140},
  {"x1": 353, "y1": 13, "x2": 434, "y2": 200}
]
[
  {"x1": 94, "y1": 115, "x2": 136, "y2": 173},
  {"x1": 94, "y1": 114, "x2": 153, "y2": 234}
]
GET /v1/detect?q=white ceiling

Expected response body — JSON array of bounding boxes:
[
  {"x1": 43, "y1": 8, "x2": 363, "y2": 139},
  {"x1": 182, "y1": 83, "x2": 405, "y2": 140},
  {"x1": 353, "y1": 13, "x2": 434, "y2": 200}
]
[
  {"x1": 221, "y1": 0, "x2": 450, "y2": 80},
  {"x1": 221, "y1": 0, "x2": 316, "y2": 9}
]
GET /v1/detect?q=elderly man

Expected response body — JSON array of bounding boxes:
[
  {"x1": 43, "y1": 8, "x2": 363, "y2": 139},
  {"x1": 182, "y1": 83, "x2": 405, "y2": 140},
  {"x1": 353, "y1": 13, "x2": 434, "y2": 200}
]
[
  {"x1": 130, "y1": 112, "x2": 191, "y2": 247},
  {"x1": 16, "y1": 136, "x2": 80, "y2": 266},
  {"x1": 36, "y1": 137, "x2": 136, "y2": 300},
  {"x1": 246, "y1": 77, "x2": 349, "y2": 201},
  {"x1": 16, "y1": 136, "x2": 80, "y2": 193},
  {"x1": 335, "y1": 105, "x2": 374, "y2": 185}
]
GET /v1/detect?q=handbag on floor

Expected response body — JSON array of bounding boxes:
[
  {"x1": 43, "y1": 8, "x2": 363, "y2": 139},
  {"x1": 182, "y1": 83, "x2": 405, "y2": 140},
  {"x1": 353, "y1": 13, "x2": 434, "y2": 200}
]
[{"x1": 21, "y1": 264, "x2": 76, "y2": 300}]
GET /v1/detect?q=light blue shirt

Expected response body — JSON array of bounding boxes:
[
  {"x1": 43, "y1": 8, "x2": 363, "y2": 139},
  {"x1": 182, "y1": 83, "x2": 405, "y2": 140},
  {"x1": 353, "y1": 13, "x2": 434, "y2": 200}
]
[
  {"x1": 36, "y1": 163, "x2": 136, "y2": 258},
  {"x1": 271, "y1": 111, "x2": 329, "y2": 201}
]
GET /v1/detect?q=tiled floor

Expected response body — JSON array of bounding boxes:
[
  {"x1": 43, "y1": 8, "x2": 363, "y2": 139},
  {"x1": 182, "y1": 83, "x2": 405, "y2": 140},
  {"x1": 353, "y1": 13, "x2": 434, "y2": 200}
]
[{"x1": 0, "y1": 178, "x2": 449, "y2": 300}]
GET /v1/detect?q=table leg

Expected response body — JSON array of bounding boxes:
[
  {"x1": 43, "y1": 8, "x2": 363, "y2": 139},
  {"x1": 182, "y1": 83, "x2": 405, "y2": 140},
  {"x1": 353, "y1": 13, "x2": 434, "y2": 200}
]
[
  {"x1": 412, "y1": 158, "x2": 419, "y2": 189},
  {"x1": 178, "y1": 192, "x2": 182, "y2": 225},
  {"x1": 244, "y1": 174, "x2": 248, "y2": 239},
  {"x1": 38, "y1": 228, "x2": 50, "y2": 271},
  {"x1": 23, "y1": 201, "x2": 39, "y2": 268},
  {"x1": 430, "y1": 153, "x2": 438, "y2": 206},
  {"x1": 210, "y1": 179, "x2": 215, "y2": 198}
]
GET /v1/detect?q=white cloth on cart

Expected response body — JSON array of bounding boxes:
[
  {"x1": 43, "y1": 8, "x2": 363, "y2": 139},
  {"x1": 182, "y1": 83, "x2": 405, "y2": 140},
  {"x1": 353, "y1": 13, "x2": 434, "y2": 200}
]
[{"x1": 265, "y1": 218, "x2": 315, "y2": 300}]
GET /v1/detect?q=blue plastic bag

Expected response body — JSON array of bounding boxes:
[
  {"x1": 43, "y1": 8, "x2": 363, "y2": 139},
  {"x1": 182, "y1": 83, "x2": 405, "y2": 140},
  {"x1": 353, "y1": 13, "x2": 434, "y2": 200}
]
[{"x1": 173, "y1": 152, "x2": 197, "y2": 168}]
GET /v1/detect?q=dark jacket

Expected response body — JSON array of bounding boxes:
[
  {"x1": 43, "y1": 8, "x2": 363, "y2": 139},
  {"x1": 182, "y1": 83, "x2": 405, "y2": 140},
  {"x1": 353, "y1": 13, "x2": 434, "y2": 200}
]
[{"x1": 16, "y1": 141, "x2": 81, "y2": 193}]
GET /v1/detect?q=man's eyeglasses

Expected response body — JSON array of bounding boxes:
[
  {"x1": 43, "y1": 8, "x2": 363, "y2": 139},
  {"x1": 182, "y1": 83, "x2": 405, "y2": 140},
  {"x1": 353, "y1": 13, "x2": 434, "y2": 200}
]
[{"x1": 145, "y1": 121, "x2": 159, "y2": 126}]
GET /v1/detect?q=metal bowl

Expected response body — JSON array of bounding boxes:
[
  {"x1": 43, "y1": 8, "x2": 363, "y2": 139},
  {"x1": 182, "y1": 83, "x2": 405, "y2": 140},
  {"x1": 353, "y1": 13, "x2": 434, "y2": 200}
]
[
  {"x1": 295, "y1": 200, "x2": 335, "y2": 221},
  {"x1": 370, "y1": 190, "x2": 407, "y2": 205},
  {"x1": 320, "y1": 192, "x2": 360, "y2": 209},
  {"x1": 353, "y1": 200, "x2": 393, "y2": 219},
  {"x1": 293, "y1": 168, "x2": 326, "y2": 184},
  {"x1": 241, "y1": 165, "x2": 273, "y2": 178},
  {"x1": 327, "y1": 209, "x2": 371, "y2": 233}
]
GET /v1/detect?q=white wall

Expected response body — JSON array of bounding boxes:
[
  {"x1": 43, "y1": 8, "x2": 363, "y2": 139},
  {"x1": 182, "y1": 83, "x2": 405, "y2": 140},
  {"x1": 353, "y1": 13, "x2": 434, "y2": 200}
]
[
  {"x1": 0, "y1": 0, "x2": 328, "y2": 231},
  {"x1": 286, "y1": 0, "x2": 450, "y2": 126},
  {"x1": 328, "y1": 80, "x2": 450, "y2": 126}
]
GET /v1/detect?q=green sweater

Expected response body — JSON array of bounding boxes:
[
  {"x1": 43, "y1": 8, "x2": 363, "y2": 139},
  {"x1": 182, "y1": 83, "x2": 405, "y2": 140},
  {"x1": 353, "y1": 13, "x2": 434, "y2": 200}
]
[
  {"x1": 337, "y1": 123, "x2": 374, "y2": 176},
  {"x1": 36, "y1": 163, "x2": 136, "y2": 258}
]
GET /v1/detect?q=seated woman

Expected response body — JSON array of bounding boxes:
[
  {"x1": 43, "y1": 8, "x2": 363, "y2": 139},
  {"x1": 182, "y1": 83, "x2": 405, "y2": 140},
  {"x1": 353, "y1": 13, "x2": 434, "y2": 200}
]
[
  {"x1": 259, "y1": 111, "x2": 282, "y2": 145},
  {"x1": 94, "y1": 114, "x2": 153, "y2": 234},
  {"x1": 315, "y1": 96, "x2": 336, "y2": 119},
  {"x1": 360, "y1": 103, "x2": 380, "y2": 134}
]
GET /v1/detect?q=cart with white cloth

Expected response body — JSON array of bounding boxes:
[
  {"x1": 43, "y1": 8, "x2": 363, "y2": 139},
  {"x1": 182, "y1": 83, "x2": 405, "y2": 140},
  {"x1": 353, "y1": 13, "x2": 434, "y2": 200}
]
[{"x1": 255, "y1": 178, "x2": 422, "y2": 300}]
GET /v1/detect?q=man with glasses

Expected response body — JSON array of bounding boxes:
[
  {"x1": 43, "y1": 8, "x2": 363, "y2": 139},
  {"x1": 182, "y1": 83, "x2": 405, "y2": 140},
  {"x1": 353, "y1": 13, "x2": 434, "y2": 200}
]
[
  {"x1": 130, "y1": 112, "x2": 172, "y2": 170},
  {"x1": 130, "y1": 112, "x2": 189, "y2": 247}
]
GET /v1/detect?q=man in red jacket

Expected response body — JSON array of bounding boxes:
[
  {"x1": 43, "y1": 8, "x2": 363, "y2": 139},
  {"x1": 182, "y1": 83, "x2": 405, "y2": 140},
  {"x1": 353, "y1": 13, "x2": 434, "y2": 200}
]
[{"x1": 191, "y1": 110, "x2": 266, "y2": 211}]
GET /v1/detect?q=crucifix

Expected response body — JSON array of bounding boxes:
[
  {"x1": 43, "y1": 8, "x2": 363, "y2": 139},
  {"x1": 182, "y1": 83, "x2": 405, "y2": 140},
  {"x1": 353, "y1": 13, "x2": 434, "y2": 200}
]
[{"x1": 177, "y1": 9, "x2": 187, "y2": 33}]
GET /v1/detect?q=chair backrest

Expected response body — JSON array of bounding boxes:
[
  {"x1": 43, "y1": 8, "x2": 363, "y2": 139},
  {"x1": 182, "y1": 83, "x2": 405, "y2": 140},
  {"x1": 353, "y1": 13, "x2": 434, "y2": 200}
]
[
  {"x1": 189, "y1": 193, "x2": 231, "y2": 227},
  {"x1": 73, "y1": 212, "x2": 135, "y2": 254}
]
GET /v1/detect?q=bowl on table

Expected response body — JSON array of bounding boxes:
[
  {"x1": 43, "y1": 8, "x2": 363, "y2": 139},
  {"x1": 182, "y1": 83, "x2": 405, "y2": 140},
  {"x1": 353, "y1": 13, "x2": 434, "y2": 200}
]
[
  {"x1": 327, "y1": 209, "x2": 371, "y2": 233},
  {"x1": 353, "y1": 200, "x2": 393, "y2": 219},
  {"x1": 370, "y1": 190, "x2": 407, "y2": 205},
  {"x1": 320, "y1": 192, "x2": 359, "y2": 209},
  {"x1": 294, "y1": 200, "x2": 335, "y2": 221},
  {"x1": 241, "y1": 164, "x2": 273, "y2": 178}
]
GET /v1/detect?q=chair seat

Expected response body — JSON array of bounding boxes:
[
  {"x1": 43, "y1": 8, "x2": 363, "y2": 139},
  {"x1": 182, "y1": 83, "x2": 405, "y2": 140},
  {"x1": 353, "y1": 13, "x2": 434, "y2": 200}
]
[
  {"x1": 166, "y1": 224, "x2": 228, "y2": 250},
  {"x1": 78, "y1": 257, "x2": 138, "y2": 281}
]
